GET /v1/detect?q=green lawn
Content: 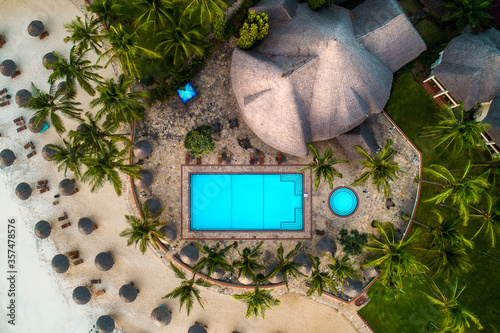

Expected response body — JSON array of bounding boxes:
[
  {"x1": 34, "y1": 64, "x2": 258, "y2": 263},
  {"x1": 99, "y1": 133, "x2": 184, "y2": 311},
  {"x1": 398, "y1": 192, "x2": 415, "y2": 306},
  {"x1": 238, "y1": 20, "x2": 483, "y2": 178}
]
[
  {"x1": 359, "y1": 73, "x2": 500, "y2": 333},
  {"x1": 414, "y1": 19, "x2": 455, "y2": 49}
]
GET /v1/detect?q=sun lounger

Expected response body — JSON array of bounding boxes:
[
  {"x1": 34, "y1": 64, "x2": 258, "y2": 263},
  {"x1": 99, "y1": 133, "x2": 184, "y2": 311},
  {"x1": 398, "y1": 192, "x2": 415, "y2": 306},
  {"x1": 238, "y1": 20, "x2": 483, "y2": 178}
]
[
  {"x1": 58, "y1": 213, "x2": 68, "y2": 221},
  {"x1": 196, "y1": 156, "x2": 201, "y2": 165},
  {"x1": 277, "y1": 154, "x2": 283, "y2": 165},
  {"x1": 67, "y1": 251, "x2": 79, "y2": 259},
  {"x1": 218, "y1": 154, "x2": 222, "y2": 164},
  {"x1": 61, "y1": 222, "x2": 71, "y2": 229},
  {"x1": 36, "y1": 184, "x2": 47, "y2": 189},
  {"x1": 0, "y1": 88, "x2": 7, "y2": 95},
  {"x1": 53, "y1": 200, "x2": 59, "y2": 205},
  {"x1": 96, "y1": 289, "x2": 106, "y2": 296},
  {"x1": 27, "y1": 151, "x2": 36, "y2": 159},
  {"x1": 185, "y1": 153, "x2": 190, "y2": 164},
  {"x1": 0, "y1": 101, "x2": 10, "y2": 107},
  {"x1": 39, "y1": 31, "x2": 49, "y2": 39},
  {"x1": 13, "y1": 117, "x2": 23, "y2": 124},
  {"x1": 17, "y1": 125, "x2": 27, "y2": 132},
  {"x1": 259, "y1": 154, "x2": 264, "y2": 165},
  {"x1": 72, "y1": 188, "x2": 79, "y2": 194},
  {"x1": 250, "y1": 154, "x2": 255, "y2": 165},
  {"x1": 93, "y1": 224, "x2": 98, "y2": 230},
  {"x1": 38, "y1": 180, "x2": 48, "y2": 185},
  {"x1": 39, "y1": 187, "x2": 49, "y2": 193},
  {"x1": 73, "y1": 259, "x2": 84, "y2": 266},
  {"x1": 24, "y1": 142, "x2": 35, "y2": 150},
  {"x1": 91, "y1": 279, "x2": 102, "y2": 284},
  {"x1": 11, "y1": 70, "x2": 21, "y2": 79}
]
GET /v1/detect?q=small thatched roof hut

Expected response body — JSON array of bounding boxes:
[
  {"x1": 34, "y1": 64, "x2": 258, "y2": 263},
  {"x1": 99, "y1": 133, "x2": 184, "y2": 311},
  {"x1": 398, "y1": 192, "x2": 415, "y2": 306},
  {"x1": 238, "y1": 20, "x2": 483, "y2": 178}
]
[
  {"x1": 73, "y1": 286, "x2": 91, "y2": 305},
  {"x1": 180, "y1": 245, "x2": 199, "y2": 266},
  {"x1": 42, "y1": 144, "x2": 58, "y2": 161},
  {"x1": 15, "y1": 89, "x2": 32, "y2": 106},
  {"x1": 29, "y1": 117, "x2": 44, "y2": 133},
  {"x1": 96, "y1": 315, "x2": 115, "y2": 333},
  {"x1": 28, "y1": 20, "x2": 44, "y2": 37},
  {"x1": 159, "y1": 225, "x2": 177, "y2": 243},
  {"x1": 0, "y1": 59, "x2": 16, "y2": 77},
  {"x1": 78, "y1": 217, "x2": 95, "y2": 235},
  {"x1": 145, "y1": 199, "x2": 162, "y2": 215},
  {"x1": 151, "y1": 305, "x2": 172, "y2": 327},
  {"x1": 34, "y1": 220, "x2": 51, "y2": 239},
  {"x1": 188, "y1": 324, "x2": 207, "y2": 333},
  {"x1": 316, "y1": 238, "x2": 337, "y2": 256},
  {"x1": 343, "y1": 278, "x2": 364, "y2": 298},
  {"x1": 134, "y1": 170, "x2": 153, "y2": 189},
  {"x1": 16, "y1": 182, "x2": 32, "y2": 200},
  {"x1": 0, "y1": 149, "x2": 16, "y2": 166},
  {"x1": 43, "y1": 52, "x2": 58, "y2": 69},
  {"x1": 95, "y1": 252, "x2": 114, "y2": 271},
  {"x1": 119, "y1": 284, "x2": 138, "y2": 303},
  {"x1": 133, "y1": 140, "x2": 153, "y2": 159},
  {"x1": 51, "y1": 254, "x2": 69, "y2": 273},
  {"x1": 294, "y1": 253, "x2": 312, "y2": 275},
  {"x1": 59, "y1": 178, "x2": 75, "y2": 196}
]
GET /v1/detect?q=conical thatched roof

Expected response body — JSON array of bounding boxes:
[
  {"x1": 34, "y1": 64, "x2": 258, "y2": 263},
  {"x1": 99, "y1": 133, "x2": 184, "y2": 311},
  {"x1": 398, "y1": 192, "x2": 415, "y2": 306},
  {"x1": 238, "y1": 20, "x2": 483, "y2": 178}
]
[
  {"x1": 159, "y1": 225, "x2": 177, "y2": 243},
  {"x1": 316, "y1": 238, "x2": 337, "y2": 256},
  {"x1": 78, "y1": 218, "x2": 95, "y2": 235},
  {"x1": 133, "y1": 140, "x2": 153, "y2": 159},
  {"x1": 43, "y1": 52, "x2": 57, "y2": 69},
  {"x1": 483, "y1": 95, "x2": 500, "y2": 144},
  {"x1": 266, "y1": 263, "x2": 282, "y2": 284},
  {"x1": 180, "y1": 245, "x2": 199, "y2": 265},
  {"x1": 73, "y1": 286, "x2": 91, "y2": 305},
  {"x1": 34, "y1": 220, "x2": 51, "y2": 239},
  {"x1": 42, "y1": 144, "x2": 58, "y2": 161},
  {"x1": 0, "y1": 149, "x2": 15, "y2": 166},
  {"x1": 145, "y1": 199, "x2": 162, "y2": 215},
  {"x1": 343, "y1": 278, "x2": 364, "y2": 298},
  {"x1": 28, "y1": 20, "x2": 44, "y2": 37},
  {"x1": 29, "y1": 117, "x2": 44, "y2": 133},
  {"x1": 151, "y1": 306, "x2": 172, "y2": 327},
  {"x1": 188, "y1": 324, "x2": 207, "y2": 333},
  {"x1": 432, "y1": 28, "x2": 500, "y2": 110},
  {"x1": 294, "y1": 253, "x2": 312, "y2": 275},
  {"x1": 51, "y1": 254, "x2": 69, "y2": 273},
  {"x1": 96, "y1": 315, "x2": 115, "y2": 333},
  {"x1": 0, "y1": 59, "x2": 16, "y2": 77},
  {"x1": 59, "y1": 178, "x2": 75, "y2": 196},
  {"x1": 119, "y1": 284, "x2": 138, "y2": 303},
  {"x1": 95, "y1": 252, "x2": 114, "y2": 271},
  {"x1": 134, "y1": 170, "x2": 153, "y2": 189},
  {"x1": 232, "y1": 2, "x2": 395, "y2": 157},
  {"x1": 15, "y1": 89, "x2": 32, "y2": 106},
  {"x1": 16, "y1": 182, "x2": 32, "y2": 200}
]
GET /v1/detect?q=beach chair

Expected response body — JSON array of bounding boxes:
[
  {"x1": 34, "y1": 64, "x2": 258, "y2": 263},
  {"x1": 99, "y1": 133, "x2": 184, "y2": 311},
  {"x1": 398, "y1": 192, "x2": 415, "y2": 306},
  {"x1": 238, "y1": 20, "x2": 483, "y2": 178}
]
[
  {"x1": 67, "y1": 251, "x2": 79, "y2": 259},
  {"x1": 259, "y1": 154, "x2": 264, "y2": 165},
  {"x1": 196, "y1": 156, "x2": 201, "y2": 165},
  {"x1": 36, "y1": 184, "x2": 47, "y2": 189},
  {"x1": 277, "y1": 154, "x2": 283, "y2": 165},
  {"x1": 11, "y1": 70, "x2": 21, "y2": 79},
  {"x1": 27, "y1": 151, "x2": 36, "y2": 159},
  {"x1": 0, "y1": 88, "x2": 7, "y2": 95},
  {"x1": 61, "y1": 222, "x2": 71, "y2": 229},
  {"x1": 53, "y1": 200, "x2": 59, "y2": 205},
  {"x1": 39, "y1": 31, "x2": 49, "y2": 39},
  {"x1": 185, "y1": 153, "x2": 190, "y2": 165},
  {"x1": 17, "y1": 125, "x2": 27, "y2": 132},
  {"x1": 73, "y1": 258, "x2": 84, "y2": 265},
  {"x1": 0, "y1": 101, "x2": 10, "y2": 107},
  {"x1": 130, "y1": 282, "x2": 140, "y2": 293},
  {"x1": 91, "y1": 279, "x2": 102, "y2": 284},
  {"x1": 96, "y1": 289, "x2": 106, "y2": 296},
  {"x1": 39, "y1": 187, "x2": 49, "y2": 194},
  {"x1": 72, "y1": 188, "x2": 79, "y2": 194},
  {"x1": 13, "y1": 117, "x2": 23, "y2": 124},
  {"x1": 250, "y1": 154, "x2": 255, "y2": 165},
  {"x1": 0, "y1": 34, "x2": 5, "y2": 48},
  {"x1": 24, "y1": 142, "x2": 35, "y2": 150},
  {"x1": 58, "y1": 213, "x2": 68, "y2": 221},
  {"x1": 218, "y1": 154, "x2": 222, "y2": 165},
  {"x1": 38, "y1": 180, "x2": 48, "y2": 185}
]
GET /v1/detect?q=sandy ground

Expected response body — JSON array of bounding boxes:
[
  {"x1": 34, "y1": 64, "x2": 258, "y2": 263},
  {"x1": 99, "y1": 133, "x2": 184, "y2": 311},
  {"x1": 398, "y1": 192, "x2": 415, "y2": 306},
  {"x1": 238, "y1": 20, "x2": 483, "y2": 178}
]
[{"x1": 0, "y1": 0, "x2": 361, "y2": 332}]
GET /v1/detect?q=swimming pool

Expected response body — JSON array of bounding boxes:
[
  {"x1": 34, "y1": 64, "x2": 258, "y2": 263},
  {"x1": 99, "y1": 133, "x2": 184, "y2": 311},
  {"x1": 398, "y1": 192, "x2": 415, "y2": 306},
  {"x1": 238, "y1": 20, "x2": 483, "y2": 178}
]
[
  {"x1": 190, "y1": 174, "x2": 303, "y2": 231},
  {"x1": 329, "y1": 187, "x2": 358, "y2": 217}
]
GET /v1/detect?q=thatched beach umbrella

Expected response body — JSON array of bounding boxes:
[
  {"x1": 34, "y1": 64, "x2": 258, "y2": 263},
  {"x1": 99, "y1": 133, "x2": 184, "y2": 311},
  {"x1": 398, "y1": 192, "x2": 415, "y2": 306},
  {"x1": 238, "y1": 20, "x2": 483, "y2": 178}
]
[
  {"x1": 119, "y1": 283, "x2": 138, "y2": 303},
  {"x1": 96, "y1": 315, "x2": 115, "y2": 333},
  {"x1": 188, "y1": 324, "x2": 207, "y2": 333},
  {"x1": 316, "y1": 238, "x2": 337, "y2": 256},
  {"x1": 78, "y1": 218, "x2": 95, "y2": 235},
  {"x1": 43, "y1": 52, "x2": 57, "y2": 69},
  {"x1": 34, "y1": 220, "x2": 51, "y2": 239},
  {"x1": 59, "y1": 178, "x2": 75, "y2": 196},
  {"x1": 15, "y1": 89, "x2": 32, "y2": 106},
  {"x1": 16, "y1": 182, "x2": 32, "y2": 200},
  {"x1": 42, "y1": 144, "x2": 57, "y2": 161},
  {"x1": 180, "y1": 245, "x2": 198, "y2": 266},
  {"x1": 29, "y1": 117, "x2": 44, "y2": 133},
  {"x1": 343, "y1": 278, "x2": 364, "y2": 298},
  {"x1": 73, "y1": 286, "x2": 91, "y2": 305},
  {"x1": 95, "y1": 252, "x2": 114, "y2": 271},
  {"x1": 51, "y1": 254, "x2": 69, "y2": 273},
  {"x1": 0, "y1": 149, "x2": 16, "y2": 166},
  {"x1": 57, "y1": 81, "x2": 66, "y2": 93},
  {"x1": 133, "y1": 140, "x2": 153, "y2": 159},
  {"x1": 266, "y1": 263, "x2": 282, "y2": 284},
  {"x1": 28, "y1": 20, "x2": 44, "y2": 37},
  {"x1": 134, "y1": 169, "x2": 153, "y2": 189},
  {"x1": 151, "y1": 305, "x2": 172, "y2": 327},
  {"x1": 294, "y1": 253, "x2": 312, "y2": 275},
  {"x1": 211, "y1": 267, "x2": 225, "y2": 280},
  {"x1": 0, "y1": 59, "x2": 16, "y2": 77},
  {"x1": 238, "y1": 275, "x2": 253, "y2": 285},
  {"x1": 158, "y1": 225, "x2": 176, "y2": 243},
  {"x1": 363, "y1": 266, "x2": 380, "y2": 279},
  {"x1": 145, "y1": 199, "x2": 162, "y2": 215}
]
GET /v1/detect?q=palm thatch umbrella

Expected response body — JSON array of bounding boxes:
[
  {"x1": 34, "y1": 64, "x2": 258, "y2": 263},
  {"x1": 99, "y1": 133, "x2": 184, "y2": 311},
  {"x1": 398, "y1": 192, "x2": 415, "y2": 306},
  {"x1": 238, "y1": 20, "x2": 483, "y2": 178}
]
[
  {"x1": 29, "y1": 117, "x2": 44, "y2": 133},
  {"x1": 34, "y1": 220, "x2": 51, "y2": 239},
  {"x1": 179, "y1": 245, "x2": 198, "y2": 266},
  {"x1": 0, "y1": 149, "x2": 16, "y2": 166},
  {"x1": 134, "y1": 170, "x2": 153, "y2": 189},
  {"x1": 16, "y1": 182, "x2": 32, "y2": 200},
  {"x1": 133, "y1": 140, "x2": 153, "y2": 159},
  {"x1": 96, "y1": 315, "x2": 115, "y2": 333},
  {"x1": 0, "y1": 59, "x2": 16, "y2": 77},
  {"x1": 43, "y1": 52, "x2": 57, "y2": 69},
  {"x1": 145, "y1": 199, "x2": 162, "y2": 215},
  {"x1": 15, "y1": 89, "x2": 32, "y2": 106},
  {"x1": 238, "y1": 275, "x2": 253, "y2": 285},
  {"x1": 119, "y1": 283, "x2": 138, "y2": 303},
  {"x1": 188, "y1": 324, "x2": 207, "y2": 333},
  {"x1": 158, "y1": 225, "x2": 176, "y2": 243},
  {"x1": 95, "y1": 252, "x2": 114, "y2": 271},
  {"x1": 343, "y1": 278, "x2": 364, "y2": 298},
  {"x1": 42, "y1": 144, "x2": 58, "y2": 161},
  {"x1": 78, "y1": 218, "x2": 95, "y2": 235},
  {"x1": 294, "y1": 253, "x2": 312, "y2": 275},
  {"x1": 266, "y1": 263, "x2": 282, "y2": 284},
  {"x1": 316, "y1": 238, "x2": 337, "y2": 256},
  {"x1": 59, "y1": 178, "x2": 75, "y2": 196},
  {"x1": 151, "y1": 305, "x2": 172, "y2": 327},
  {"x1": 362, "y1": 266, "x2": 380, "y2": 279},
  {"x1": 73, "y1": 286, "x2": 91, "y2": 305},
  {"x1": 210, "y1": 267, "x2": 225, "y2": 280},
  {"x1": 51, "y1": 254, "x2": 69, "y2": 273},
  {"x1": 57, "y1": 81, "x2": 66, "y2": 93},
  {"x1": 28, "y1": 20, "x2": 44, "y2": 37}
]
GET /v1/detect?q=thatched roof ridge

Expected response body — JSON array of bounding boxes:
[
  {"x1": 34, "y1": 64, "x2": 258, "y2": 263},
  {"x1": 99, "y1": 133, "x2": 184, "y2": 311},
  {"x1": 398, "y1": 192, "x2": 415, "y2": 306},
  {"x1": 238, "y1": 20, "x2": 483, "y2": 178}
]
[{"x1": 483, "y1": 95, "x2": 500, "y2": 144}]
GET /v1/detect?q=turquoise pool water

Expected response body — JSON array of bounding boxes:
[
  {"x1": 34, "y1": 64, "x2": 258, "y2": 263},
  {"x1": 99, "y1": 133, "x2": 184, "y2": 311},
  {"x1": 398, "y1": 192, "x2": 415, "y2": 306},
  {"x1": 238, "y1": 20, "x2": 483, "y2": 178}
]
[
  {"x1": 190, "y1": 174, "x2": 303, "y2": 231},
  {"x1": 329, "y1": 187, "x2": 358, "y2": 216}
]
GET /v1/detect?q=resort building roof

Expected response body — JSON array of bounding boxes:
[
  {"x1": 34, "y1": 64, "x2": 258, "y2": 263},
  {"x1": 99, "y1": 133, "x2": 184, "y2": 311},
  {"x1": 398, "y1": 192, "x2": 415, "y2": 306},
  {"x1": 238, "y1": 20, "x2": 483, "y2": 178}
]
[{"x1": 483, "y1": 95, "x2": 500, "y2": 145}]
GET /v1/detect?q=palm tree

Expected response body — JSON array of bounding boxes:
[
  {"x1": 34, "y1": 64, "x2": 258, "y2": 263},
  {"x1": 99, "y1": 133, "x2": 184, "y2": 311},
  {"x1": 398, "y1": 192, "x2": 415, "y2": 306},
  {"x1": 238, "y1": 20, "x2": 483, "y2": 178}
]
[
  {"x1": 64, "y1": 14, "x2": 104, "y2": 55},
  {"x1": 183, "y1": 0, "x2": 227, "y2": 25},
  {"x1": 299, "y1": 143, "x2": 347, "y2": 191},
  {"x1": 474, "y1": 154, "x2": 500, "y2": 185},
  {"x1": 303, "y1": 255, "x2": 337, "y2": 296},
  {"x1": 443, "y1": 0, "x2": 495, "y2": 33},
  {"x1": 91, "y1": 74, "x2": 149, "y2": 128},
  {"x1": 20, "y1": 83, "x2": 82, "y2": 135},
  {"x1": 269, "y1": 242, "x2": 305, "y2": 290},
  {"x1": 364, "y1": 222, "x2": 427, "y2": 290},
  {"x1": 192, "y1": 242, "x2": 235, "y2": 279},
  {"x1": 48, "y1": 47, "x2": 103, "y2": 97},
  {"x1": 120, "y1": 202, "x2": 166, "y2": 254},
  {"x1": 49, "y1": 139, "x2": 84, "y2": 179},
  {"x1": 233, "y1": 241, "x2": 265, "y2": 281},
  {"x1": 133, "y1": 0, "x2": 172, "y2": 31},
  {"x1": 469, "y1": 193, "x2": 500, "y2": 247},
  {"x1": 163, "y1": 262, "x2": 212, "y2": 316},
  {"x1": 425, "y1": 278, "x2": 483, "y2": 332},
  {"x1": 233, "y1": 285, "x2": 281, "y2": 319},
  {"x1": 86, "y1": 0, "x2": 124, "y2": 28},
  {"x1": 325, "y1": 254, "x2": 359, "y2": 290},
  {"x1": 421, "y1": 105, "x2": 489, "y2": 155},
  {"x1": 351, "y1": 139, "x2": 403, "y2": 198},
  {"x1": 427, "y1": 245, "x2": 472, "y2": 281}
]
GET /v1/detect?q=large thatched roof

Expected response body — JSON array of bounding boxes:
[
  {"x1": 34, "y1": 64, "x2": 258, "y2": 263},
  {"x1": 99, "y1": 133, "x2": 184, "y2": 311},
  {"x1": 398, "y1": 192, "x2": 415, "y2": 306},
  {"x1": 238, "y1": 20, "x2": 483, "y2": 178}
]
[
  {"x1": 51, "y1": 254, "x2": 69, "y2": 273},
  {"x1": 483, "y1": 95, "x2": 500, "y2": 144},
  {"x1": 95, "y1": 252, "x2": 114, "y2": 271},
  {"x1": 16, "y1": 182, "x2": 32, "y2": 200},
  {"x1": 15, "y1": 89, "x2": 32, "y2": 106},
  {"x1": 28, "y1": 20, "x2": 44, "y2": 37},
  {"x1": 119, "y1": 284, "x2": 138, "y2": 303},
  {"x1": 73, "y1": 286, "x2": 91, "y2": 305},
  {"x1": 1, "y1": 59, "x2": 16, "y2": 77},
  {"x1": 35, "y1": 220, "x2": 51, "y2": 239},
  {"x1": 96, "y1": 315, "x2": 115, "y2": 333},
  {"x1": 0, "y1": 149, "x2": 15, "y2": 166},
  {"x1": 232, "y1": 2, "x2": 396, "y2": 156},
  {"x1": 432, "y1": 28, "x2": 500, "y2": 110},
  {"x1": 151, "y1": 306, "x2": 172, "y2": 327}
]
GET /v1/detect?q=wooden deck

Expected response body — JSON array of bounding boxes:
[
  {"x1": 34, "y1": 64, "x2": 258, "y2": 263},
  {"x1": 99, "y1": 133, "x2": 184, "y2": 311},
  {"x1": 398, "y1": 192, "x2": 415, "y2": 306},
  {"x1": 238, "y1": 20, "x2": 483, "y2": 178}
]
[{"x1": 422, "y1": 81, "x2": 450, "y2": 108}]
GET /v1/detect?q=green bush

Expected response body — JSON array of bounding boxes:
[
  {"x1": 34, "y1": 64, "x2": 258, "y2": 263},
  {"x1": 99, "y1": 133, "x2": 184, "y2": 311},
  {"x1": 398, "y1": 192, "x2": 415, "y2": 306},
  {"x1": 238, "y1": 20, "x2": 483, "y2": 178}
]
[
  {"x1": 184, "y1": 125, "x2": 216, "y2": 156},
  {"x1": 238, "y1": 11, "x2": 269, "y2": 50},
  {"x1": 212, "y1": 13, "x2": 227, "y2": 40},
  {"x1": 338, "y1": 229, "x2": 368, "y2": 255}
]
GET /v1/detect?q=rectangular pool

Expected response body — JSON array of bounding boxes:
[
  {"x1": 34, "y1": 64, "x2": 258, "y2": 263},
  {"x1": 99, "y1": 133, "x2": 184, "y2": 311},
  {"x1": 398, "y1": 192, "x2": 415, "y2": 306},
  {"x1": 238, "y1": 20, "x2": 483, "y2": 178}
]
[{"x1": 190, "y1": 173, "x2": 303, "y2": 231}]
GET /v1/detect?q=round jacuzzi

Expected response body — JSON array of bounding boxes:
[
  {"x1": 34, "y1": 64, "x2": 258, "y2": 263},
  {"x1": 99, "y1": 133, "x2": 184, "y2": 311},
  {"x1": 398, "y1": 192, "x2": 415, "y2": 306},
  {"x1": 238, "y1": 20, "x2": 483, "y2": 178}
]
[{"x1": 329, "y1": 187, "x2": 358, "y2": 217}]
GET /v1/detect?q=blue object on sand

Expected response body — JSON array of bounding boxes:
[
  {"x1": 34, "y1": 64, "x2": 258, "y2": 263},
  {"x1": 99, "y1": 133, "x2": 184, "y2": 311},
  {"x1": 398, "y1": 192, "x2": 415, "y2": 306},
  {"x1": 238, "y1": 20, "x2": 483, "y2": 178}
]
[
  {"x1": 40, "y1": 123, "x2": 49, "y2": 133},
  {"x1": 176, "y1": 82, "x2": 198, "y2": 104}
]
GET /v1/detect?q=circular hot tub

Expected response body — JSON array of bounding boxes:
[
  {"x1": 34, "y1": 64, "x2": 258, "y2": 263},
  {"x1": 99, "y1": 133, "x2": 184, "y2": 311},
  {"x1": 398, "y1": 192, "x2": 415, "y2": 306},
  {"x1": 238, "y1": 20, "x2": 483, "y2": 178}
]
[{"x1": 329, "y1": 187, "x2": 358, "y2": 217}]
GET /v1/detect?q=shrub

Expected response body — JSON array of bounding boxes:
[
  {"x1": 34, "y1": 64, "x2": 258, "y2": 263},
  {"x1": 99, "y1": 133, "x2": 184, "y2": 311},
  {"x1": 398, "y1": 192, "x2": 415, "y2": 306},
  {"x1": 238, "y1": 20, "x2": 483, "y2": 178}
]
[
  {"x1": 307, "y1": 0, "x2": 326, "y2": 10},
  {"x1": 338, "y1": 229, "x2": 368, "y2": 255},
  {"x1": 212, "y1": 13, "x2": 227, "y2": 40},
  {"x1": 184, "y1": 125, "x2": 216, "y2": 156},
  {"x1": 238, "y1": 11, "x2": 269, "y2": 50}
]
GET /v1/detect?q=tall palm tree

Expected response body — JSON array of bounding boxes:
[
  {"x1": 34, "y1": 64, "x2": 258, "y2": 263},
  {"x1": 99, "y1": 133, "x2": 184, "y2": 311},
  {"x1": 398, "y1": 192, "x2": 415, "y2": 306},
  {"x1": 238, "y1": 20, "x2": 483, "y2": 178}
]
[
  {"x1": 444, "y1": 0, "x2": 495, "y2": 33},
  {"x1": 91, "y1": 74, "x2": 149, "y2": 128},
  {"x1": 469, "y1": 193, "x2": 500, "y2": 247},
  {"x1": 86, "y1": 0, "x2": 125, "y2": 28},
  {"x1": 49, "y1": 139, "x2": 84, "y2": 179},
  {"x1": 133, "y1": 0, "x2": 172, "y2": 31},
  {"x1": 64, "y1": 14, "x2": 104, "y2": 55},
  {"x1": 474, "y1": 154, "x2": 500, "y2": 185},
  {"x1": 183, "y1": 0, "x2": 227, "y2": 25},
  {"x1": 303, "y1": 255, "x2": 337, "y2": 296},
  {"x1": 163, "y1": 262, "x2": 212, "y2": 316},
  {"x1": 192, "y1": 242, "x2": 235, "y2": 279},
  {"x1": 299, "y1": 143, "x2": 347, "y2": 191},
  {"x1": 20, "y1": 83, "x2": 82, "y2": 135},
  {"x1": 233, "y1": 285, "x2": 281, "y2": 319},
  {"x1": 351, "y1": 139, "x2": 403, "y2": 198},
  {"x1": 364, "y1": 222, "x2": 427, "y2": 290},
  {"x1": 425, "y1": 278, "x2": 483, "y2": 332},
  {"x1": 120, "y1": 202, "x2": 166, "y2": 254},
  {"x1": 427, "y1": 245, "x2": 472, "y2": 281},
  {"x1": 48, "y1": 47, "x2": 103, "y2": 97},
  {"x1": 421, "y1": 105, "x2": 489, "y2": 155},
  {"x1": 269, "y1": 242, "x2": 305, "y2": 290},
  {"x1": 325, "y1": 254, "x2": 359, "y2": 290},
  {"x1": 233, "y1": 241, "x2": 265, "y2": 281}
]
